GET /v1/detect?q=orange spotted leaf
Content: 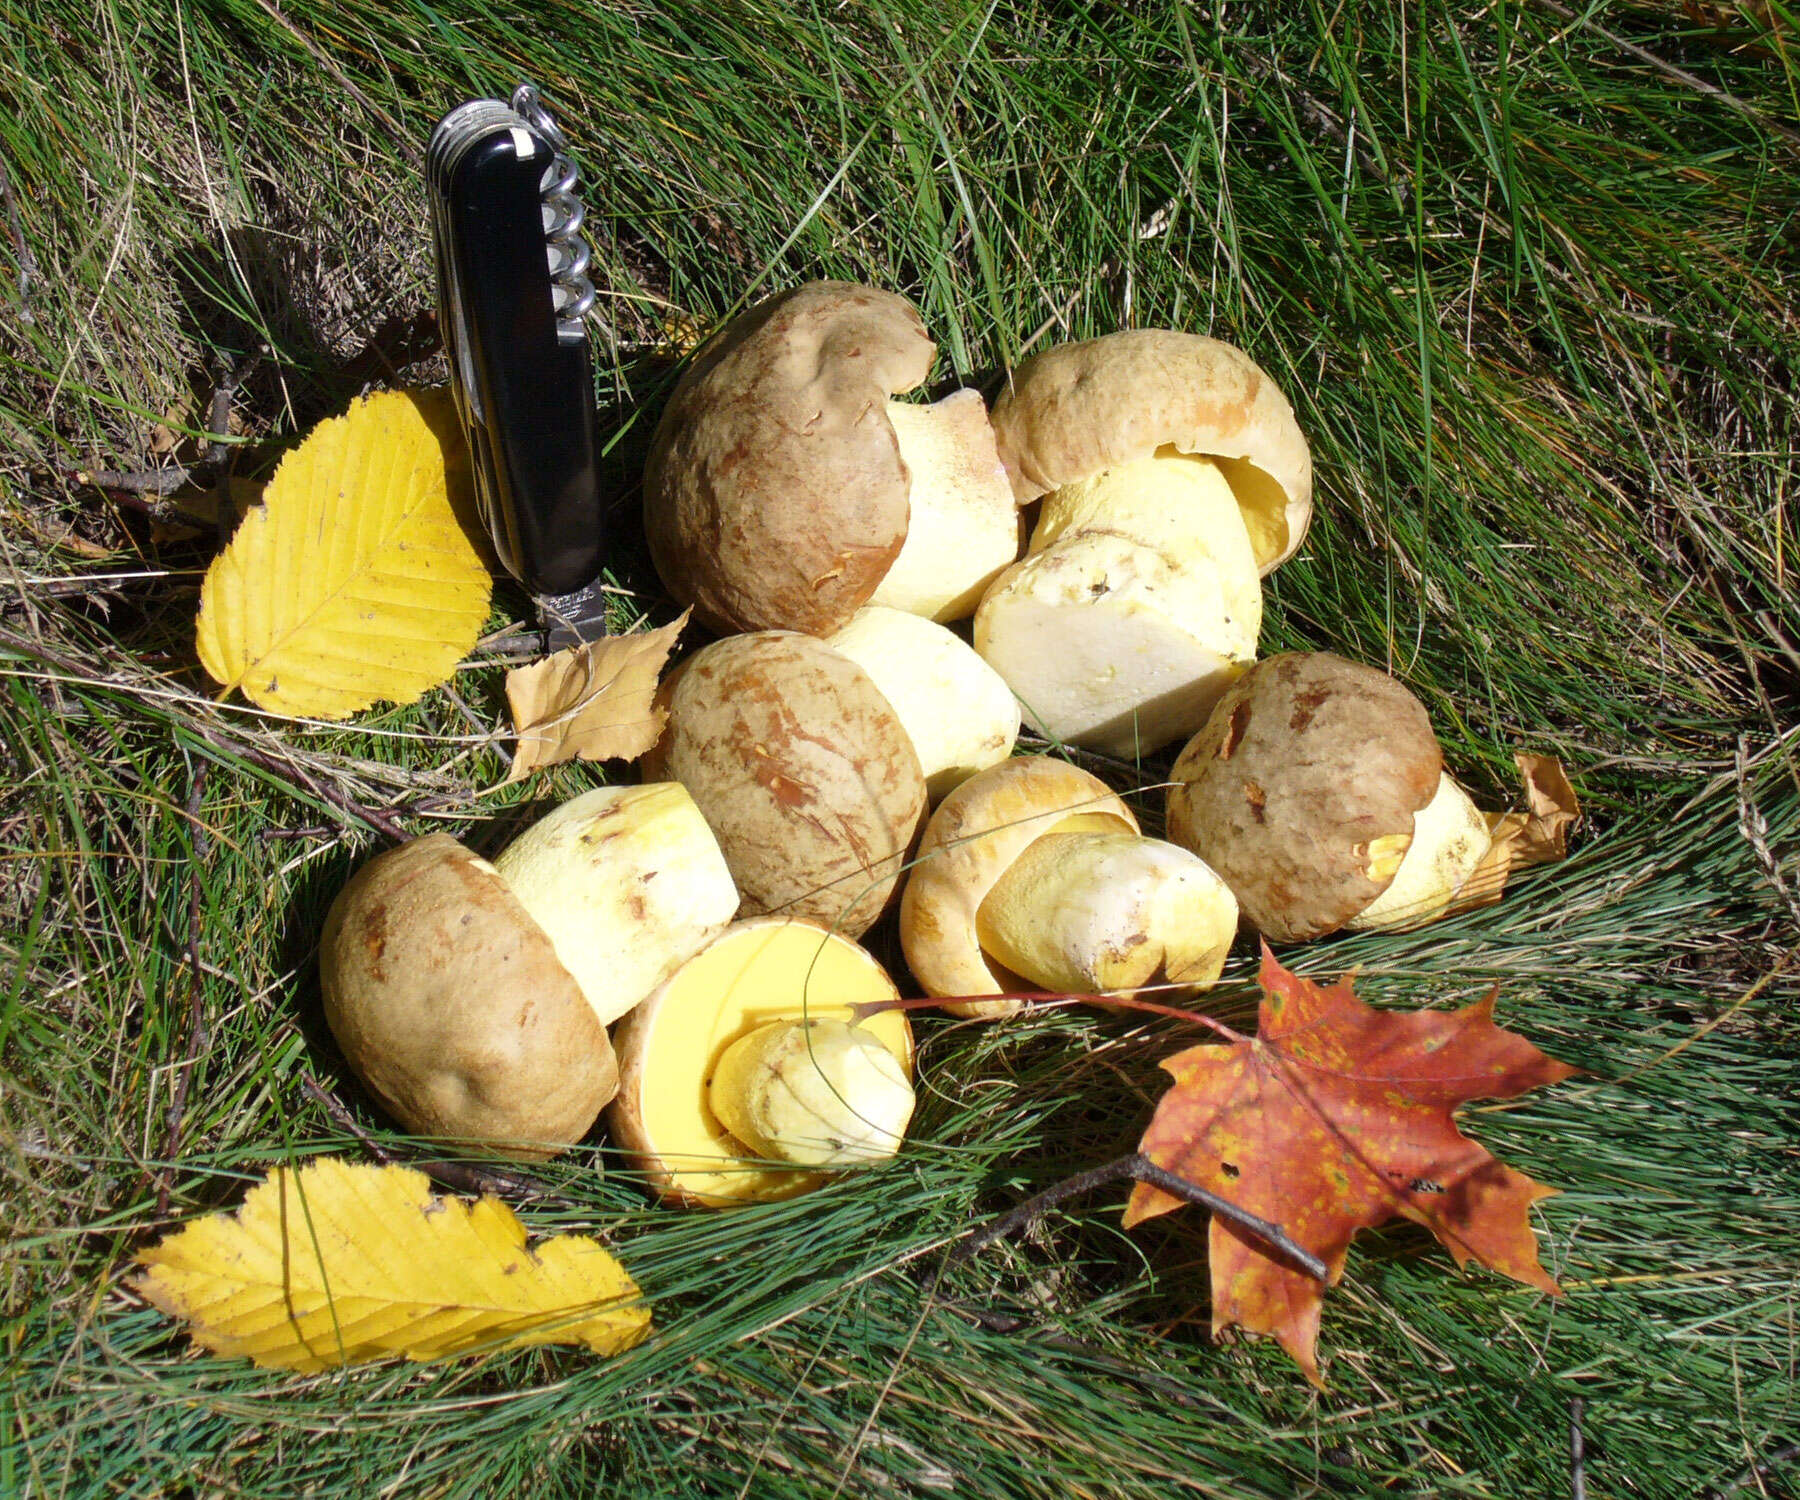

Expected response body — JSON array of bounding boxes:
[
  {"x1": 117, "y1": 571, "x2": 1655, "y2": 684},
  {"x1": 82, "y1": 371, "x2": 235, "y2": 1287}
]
[{"x1": 1125, "y1": 945, "x2": 1576, "y2": 1384}]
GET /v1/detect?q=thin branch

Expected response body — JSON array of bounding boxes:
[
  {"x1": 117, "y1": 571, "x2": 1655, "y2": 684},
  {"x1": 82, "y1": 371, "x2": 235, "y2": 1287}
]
[
  {"x1": 185, "y1": 720, "x2": 408, "y2": 842},
  {"x1": 301, "y1": 1077, "x2": 568, "y2": 1203},
  {"x1": 1570, "y1": 1398, "x2": 1588, "y2": 1500},
  {"x1": 0, "y1": 623, "x2": 414, "y2": 842},
  {"x1": 949, "y1": 1151, "x2": 1330, "y2": 1282},
  {"x1": 63, "y1": 462, "x2": 198, "y2": 497}
]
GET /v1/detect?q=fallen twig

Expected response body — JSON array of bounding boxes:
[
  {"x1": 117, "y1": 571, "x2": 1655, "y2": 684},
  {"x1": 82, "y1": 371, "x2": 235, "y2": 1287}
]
[
  {"x1": 186, "y1": 720, "x2": 408, "y2": 842},
  {"x1": 949, "y1": 1151, "x2": 1330, "y2": 1282},
  {"x1": 301, "y1": 1076, "x2": 568, "y2": 1204},
  {"x1": 64, "y1": 463, "x2": 198, "y2": 497},
  {"x1": 1570, "y1": 1398, "x2": 1588, "y2": 1500}
]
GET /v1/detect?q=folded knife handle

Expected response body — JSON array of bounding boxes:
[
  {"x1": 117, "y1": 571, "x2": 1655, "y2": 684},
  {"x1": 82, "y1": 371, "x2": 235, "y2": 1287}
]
[{"x1": 427, "y1": 84, "x2": 603, "y2": 598}]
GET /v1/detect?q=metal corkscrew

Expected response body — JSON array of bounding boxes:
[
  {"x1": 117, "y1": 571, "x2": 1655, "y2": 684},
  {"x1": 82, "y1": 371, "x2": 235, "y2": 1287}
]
[{"x1": 427, "y1": 82, "x2": 608, "y2": 641}]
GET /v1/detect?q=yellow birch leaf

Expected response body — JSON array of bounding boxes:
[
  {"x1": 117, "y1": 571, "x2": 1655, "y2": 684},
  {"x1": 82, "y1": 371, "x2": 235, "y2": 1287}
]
[
  {"x1": 194, "y1": 390, "x2": 491, "y2": 719},
  {"x1": 504, "y1": 610, "x2": 690, "y2": 782},
  {"x1": 133, "y1": 1158, "x2": 651, "y2": 1372}
]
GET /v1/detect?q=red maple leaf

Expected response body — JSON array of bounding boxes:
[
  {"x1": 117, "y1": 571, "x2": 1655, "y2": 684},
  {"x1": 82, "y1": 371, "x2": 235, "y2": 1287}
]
[{"x1": 1125, "y1": 945, "x2": 1577, "y2": 1385}]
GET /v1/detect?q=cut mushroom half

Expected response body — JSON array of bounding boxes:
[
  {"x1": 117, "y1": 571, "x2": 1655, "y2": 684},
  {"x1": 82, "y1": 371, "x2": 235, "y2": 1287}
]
[
  {"x1": 974, "y1": 330, "x2": 1312, "y2": 756},
  {"x1": 900, "y1": 756, "x2": 1238, "y2": 1018},
  {"x1": 608, "y1": 919, "x2": 916, "y2": 1207},
  {"x1": 318, "y1": 784, "x2": 738, "y2": 1154}
]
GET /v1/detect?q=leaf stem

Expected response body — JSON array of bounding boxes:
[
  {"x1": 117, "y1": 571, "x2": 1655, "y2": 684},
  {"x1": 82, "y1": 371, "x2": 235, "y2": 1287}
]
[{"x1": 851, "y1": 989, "x2": 1247, "y2": 1043}]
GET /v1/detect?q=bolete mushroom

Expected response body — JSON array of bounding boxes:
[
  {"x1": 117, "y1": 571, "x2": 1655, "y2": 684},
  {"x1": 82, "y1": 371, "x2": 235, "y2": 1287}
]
[
  {"x1": 641, "y1": 630, "x2": 927, "y2": 937},
  {"x1": 643, "y1": 281, "x2": 1020, "y2": 636},
  {"x1": 608, "y1": 918, "x2": 916, "y2": 1207},
  {"x1": 974, "y1": 331, "x2": 1312, "y2": 757},
  {"x1": 318, "y1": 785, "x2": 738, "y2": 1154},
  {"x1": 900, "y1": 756, "x2": 1239, "y2": 1019},
  {"x1": 1165, "y1": 653, "x2": 1495, "y2": 942},
  {"x1": 823, "y1": 605, "x2": 1020, "y2": 802}
]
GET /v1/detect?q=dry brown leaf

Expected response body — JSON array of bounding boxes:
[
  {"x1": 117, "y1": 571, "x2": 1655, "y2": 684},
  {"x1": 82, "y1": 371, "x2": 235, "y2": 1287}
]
[
  {"x1": 1454, "y1": 752, "x2": 1581, "y2": 913},
  {"x1": 505, "y1": 611, "x2": 690, "y2": 782}
]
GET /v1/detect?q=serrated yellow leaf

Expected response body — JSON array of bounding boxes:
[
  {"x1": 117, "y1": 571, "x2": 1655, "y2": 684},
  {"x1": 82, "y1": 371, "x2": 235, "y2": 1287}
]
[
  {"x1": 195, "y1": 390, "x2": 491, "y2": 719},
  {"x1": 133, "y1": 1159, "x2": 651, "y2": 1372}
]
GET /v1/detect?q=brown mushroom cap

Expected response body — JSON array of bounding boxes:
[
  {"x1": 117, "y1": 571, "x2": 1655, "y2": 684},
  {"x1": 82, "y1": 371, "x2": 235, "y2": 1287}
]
[
  {"x1": 989, "y1": 330, "x2": 1313, "y2": 574},
  {"x1": 319, "y1": 834, "x2": 617, "y2": 1154},
  {"x1": 1164, "y1": 653, "x2": 1443, "y2": 942},
  {"x1": 643, "y1": 281, "x2": 936, "y2": 635},
  {"x1": 899, "y1": 756, "x2": 1138, "y2": 1017},
  {"x1": 641, "y1": 630, "x2": 927, "y2": 938}
]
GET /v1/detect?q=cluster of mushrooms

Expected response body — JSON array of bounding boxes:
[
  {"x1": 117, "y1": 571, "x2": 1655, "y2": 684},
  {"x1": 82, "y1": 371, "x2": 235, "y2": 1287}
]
[{"x1": 320, "y1": 282, "x2": 1524, "y2": 1206}]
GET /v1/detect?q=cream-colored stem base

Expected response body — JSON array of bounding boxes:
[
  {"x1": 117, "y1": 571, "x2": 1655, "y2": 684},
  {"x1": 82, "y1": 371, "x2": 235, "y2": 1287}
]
[
  {"x1": 1345, "y1": 773, "x2": 1492, "y2": 932},
  {"x1": 974, "y1": 831, "x2": 1238, "y2": 996},
  {"x1": 708, "y1": 1018, "x2": 915, "y2": 1168}
]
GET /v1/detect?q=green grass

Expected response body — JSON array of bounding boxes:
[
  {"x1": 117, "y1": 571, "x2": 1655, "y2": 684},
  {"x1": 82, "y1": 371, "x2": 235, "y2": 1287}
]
[{"x1": 3, "y1": 0, "x2": 1798, "y2": 1495}]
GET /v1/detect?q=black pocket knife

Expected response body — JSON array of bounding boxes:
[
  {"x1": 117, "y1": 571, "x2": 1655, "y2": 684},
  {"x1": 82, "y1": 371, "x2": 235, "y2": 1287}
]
[{"x1": 427, "y1": 83, "x2": 607, "y2": 648}]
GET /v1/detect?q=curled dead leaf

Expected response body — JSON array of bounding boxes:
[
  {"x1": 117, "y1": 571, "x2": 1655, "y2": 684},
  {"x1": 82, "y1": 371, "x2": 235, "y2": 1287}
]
[
  {"x1": 504, "y1": 610, "x2": 690, "y2": 782},
  {"x1": 1454, "y1": 753, "x2": 1581, "y2": 915}
]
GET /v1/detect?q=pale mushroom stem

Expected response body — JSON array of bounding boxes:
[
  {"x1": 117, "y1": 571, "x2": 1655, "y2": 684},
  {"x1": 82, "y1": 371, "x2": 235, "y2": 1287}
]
[
  {"x1": 1344, "y1": 773, "x2": 1493, "y2": 932},
  {"x1": 974, "y1": 830, "x2": 1239, "y2": 996},
  {"x1": 868, "y1": 392, "x2": 1022, "y2": 623},
  {"x1": 708, "y1": 1019, "x2": 916, "y2": 1168}
]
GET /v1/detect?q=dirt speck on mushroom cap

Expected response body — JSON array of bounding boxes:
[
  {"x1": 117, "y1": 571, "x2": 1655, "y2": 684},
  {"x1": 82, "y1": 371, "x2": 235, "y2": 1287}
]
[{"x1": 1165, "y1": 653, "x2": 1443, "y2": 942}]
